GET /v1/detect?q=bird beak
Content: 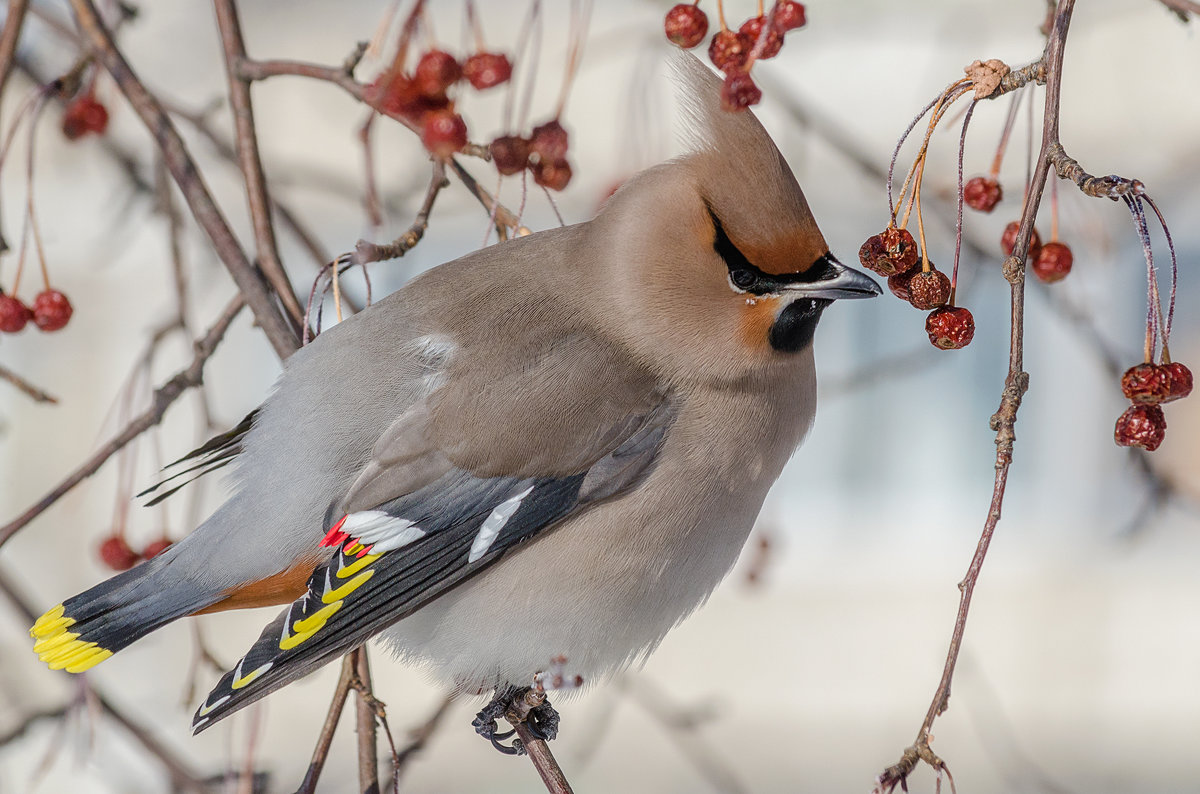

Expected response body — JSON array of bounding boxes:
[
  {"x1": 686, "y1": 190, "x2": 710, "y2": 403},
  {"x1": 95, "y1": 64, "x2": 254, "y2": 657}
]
[{"x1": 785, "y1": 258, "x2": 882, "y2": 301}]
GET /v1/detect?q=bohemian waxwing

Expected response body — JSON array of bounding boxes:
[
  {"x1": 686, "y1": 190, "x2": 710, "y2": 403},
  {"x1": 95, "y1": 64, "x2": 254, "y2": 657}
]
[{"x1": 30, "y1": 53, "x2": 880, "y2": 737}]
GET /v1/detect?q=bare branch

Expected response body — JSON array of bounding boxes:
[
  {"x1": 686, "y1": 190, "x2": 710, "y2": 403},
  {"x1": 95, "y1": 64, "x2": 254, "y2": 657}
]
[
  {"x1": 294, "y1": 655, "x2": 355, "y2": 794},
  {"x1": 505, "y1": 690, "x2": 574, "y2": 794},
  {"x1": 0, "y1": 362, "x2": 59, "y2": 403},
  {"x1": 352, "y1": 648, "x2": 381, "y2": 793},
  {"x1": 353, "y1": 161, "x2": 447, "y2": 265}
]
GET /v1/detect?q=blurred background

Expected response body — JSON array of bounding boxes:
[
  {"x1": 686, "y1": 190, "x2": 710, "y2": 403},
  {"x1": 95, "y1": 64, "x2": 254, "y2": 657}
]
[{"x1": 2, "y1": 0, "x2": 1199, "y2": 791}]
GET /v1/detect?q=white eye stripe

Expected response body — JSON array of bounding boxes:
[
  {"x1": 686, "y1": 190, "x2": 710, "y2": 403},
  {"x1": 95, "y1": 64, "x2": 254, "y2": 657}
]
[{"x1": 468, "y1": 486, "x2": 535, "y2": 563}]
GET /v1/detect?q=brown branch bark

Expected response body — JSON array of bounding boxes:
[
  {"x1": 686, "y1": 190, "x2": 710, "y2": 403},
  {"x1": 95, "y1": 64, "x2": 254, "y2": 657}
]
[
  {"x1": 0, "y1": 0, "x2": 29, "y2": 103},
  {"x1": 211, "y1": 0, "x2": 305, "y2": 333},
  {"x1": 66, "y1": 0, "x2": 299, "y2": 360},
  {"x1": 505, "y1": 690, "x2": 574, "y2": 794},
  {"x1": 0, "y1": 296, "x2": 245, "y2": 549},
  {"x1": 353, "y1": 161, "x2": 447, "y2": 265},
  {"x1": 352, "y1": 648, "x2": 381, "y2": 794},
  {"x1": 0, "y1": 362, "x2": 59, "y2": 403},
  {"x1": 294, "y1": 655, "x2": 356, "y2": 794}
]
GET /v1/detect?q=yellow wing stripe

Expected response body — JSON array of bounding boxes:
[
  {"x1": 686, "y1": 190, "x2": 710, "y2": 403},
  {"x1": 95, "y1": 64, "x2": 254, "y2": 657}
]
[
  {"x1": 231, "y1": 662, "x2": 274, "y2": 690},
  {"x1": 291, "y1": 601, "x2": 343, "y2": 635},
  {"x1": 336, "y1": 552, "x2": 381, "y2": 579},
  {"x1": 322, "y1": 570, "x2": 374, "y2": 603}
]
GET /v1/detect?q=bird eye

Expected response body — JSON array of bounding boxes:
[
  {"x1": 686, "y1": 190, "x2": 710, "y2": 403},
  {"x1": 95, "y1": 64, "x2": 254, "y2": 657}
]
[{"x1": 730, "y1": 269, "x2": 756, "y2": 290}]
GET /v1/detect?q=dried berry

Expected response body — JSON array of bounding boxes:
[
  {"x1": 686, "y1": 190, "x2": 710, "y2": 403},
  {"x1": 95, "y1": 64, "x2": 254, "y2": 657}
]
[
  {"x1": 490, "y1": 135, "x2": 530, "y2": 175},
  {"x1": 31, "y1": 289, "x2": 72, "y2": 332},
  {"x1": 143, "y1": 538, "x2": 173, "y2": 559},
  {"x1": 531, "y1": 157, "x2": 572, "y2": 191},
  {"x1": 925, "y1": 305, "x2": 975, "y2": 349},
  {"x1": 858, "y1": 227, "x2": 919, "y2": 277},
  {"x1": 99, "y1": 536, "x2": 141, "y2": 571},
  {"x1": 1030, "y1": 241, "x2": 1072, "y2": 284},
  {"x1": 738, "y1": 16, "x2": 783, "y2": 59},
  {"x1": 420, "y1": 109, "x2": 467, "y2": 158},
  {"x1": 1000, "y1": 221, "x2": 1042, "y2": 261},
  {"x1": 1114, "y1": 404, "x2": 1166, "y2": 452},
  {"x1": 1163, "y1": 362, "x2": 1193, "y2": 402},
  {"x1": 413, "y1": 50, "x2": 462, "y2": 98},
  {"x1": 963, "y1": 176, "x2": 1002, "y2": 213},
  {"x1": 907, "y1": 268, "x2": 951, "y2": 310},
  {"x1": 368, "y1": 71, "x2": 419, "y2": 117},
  {"x1": 62, "y1": 95, "x2": 109, "y2": 140},
  {"x1": 463, "y1": 52, "x2": 512, "y2": 90},
  {"x1": 664, "y1": 3, "x2": 709, "y2": 49},
  {"x1": 1121, "y1": 363, "x2": 1172, "y2": 405},
  {"x1": 773, "y1": 0, "x2": 807, "y2": 31},
  {"x1": 708, "y1": 29, "x2": 751, "y2": 72},
  {"x1": 529, "y1": 119, "x2": 569, "y2": 162},
  {"x1": 720, "y1": 71, "x2": 761, "y2": 111},
  {"x1": 0, "y1": 293, "x2": 32, "y2": 333},
  {"x1": 887, "y1": 269, "x2": 916, "y2": 302}
]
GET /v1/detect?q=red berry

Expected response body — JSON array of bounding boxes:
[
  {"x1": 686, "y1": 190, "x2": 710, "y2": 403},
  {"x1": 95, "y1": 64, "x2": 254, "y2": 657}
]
[
  {"x1": 1163, "y1": 362, "x2": 1193, "y2": 402},
  {"x1": 0, "y1": 293, "x2": 32, "y2": 333},
  {"x1": 490, "y1": 135, "x2": 530, "y2": 176},
  {"x1": 774, "y1": 1, "x2": 807, "y2": 31},
  {"x1": 31, "y1": 289, "x2": 72, "y2": 332},
  {"x1": 1032, "y1": 241, "x2": 1073, "y2": 283},
  {"x1": 887, "y1": 269, "x2": 916, "y2": 302},
  {"x1": 413, "y1": 50, "x2": 462, "y2": 98},
  {"x1": 1114, "y1": 404, "x2": 1166, "y2": 452},
  {"x1": 1000, "y1": 221, "x2": 1042, "y2": 261},
  {"x1": 143, "y1": 538, "x2": 173, "y2": 559},
  {"x1": 708, "y1": 29, "x2": 752, "y2": 72},
  {"x1": 99, "y1": 536, "x2": 141, "y2": 571},
  {"x1": 368, "y1": 70, "x2": 419, "y2": 117},
  {"x1": 720, "y1": 71, "x2": 762, "y2": 111},
  {"x1": 858, "y1": 227, "x2": 919, "y2": 277},
  {"x1": 462, "y1": 52, "x2": 512, "y2": 90},
  {"x1": 925, "y1": 305, "x2": 975, "y2": 349},
  {"x1": 531, "y1": 158, "x2": 572, "y2": 191},
  {"x1": 907, "y1": 268, "x2": 951, "y2": 310},
  {"x1": 738, "y1": 16, "x2": 783, "y2": 59},
  {"x1": 1121, "y1": 363, "x2": 1172, "y2": 405},
  {"x1": 664, "y1": 3, "x2": 709, "y2": 49},
  {"x1": 420, "y1": 109, "x2": 467, "y2": 158},
  {"x1": 963, "y1": 176, "x2": 1002, "y2": 212},
  {"x1": 529, "y1": 119, "x2": 569, "y2": 162},
  {"x1": 62, "y1": 95, "x2": 109, "y2": 140}
]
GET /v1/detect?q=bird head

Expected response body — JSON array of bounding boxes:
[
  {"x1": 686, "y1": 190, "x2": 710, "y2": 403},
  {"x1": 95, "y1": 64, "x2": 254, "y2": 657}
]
[{"x1": 587, "y1": 52, "x2": 879, "y2": 386}]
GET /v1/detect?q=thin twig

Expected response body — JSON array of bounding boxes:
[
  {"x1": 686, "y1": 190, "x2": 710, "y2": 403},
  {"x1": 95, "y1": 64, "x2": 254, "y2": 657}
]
[
  {"x1": 353, "y1": 160, "x2": 447, "y2": 265},
  {"x1": 294, "y1": 655, "x2": 356, "y2": 794},
  {"x1": 0, "y1": 362, "x2": 59, "y2": 403},
  {"x1": 212, "y1": 0, "x2": 306, "y2": 333},
  {"x1": 67, "y1": 0, "x2": 299, "y2": 359},
  {"x1": 352, "y1": 648, "x2": 381, "y2": 794},
  {"x1": 505, "y1": 690, "x2": 574, "y2": 794},
  {"x1": 1155, "y1": 0, "x2": 1200, "y2": 21},
  {"x1": 389, "y1": 694, "x2": 453, "y2": 789},
  {"x1": 0, "y1": 296, "x2": 245, "y2": 549}
]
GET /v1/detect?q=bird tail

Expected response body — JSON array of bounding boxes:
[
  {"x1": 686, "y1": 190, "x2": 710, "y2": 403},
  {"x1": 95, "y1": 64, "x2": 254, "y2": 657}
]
[{"x1": 30, "y1": 548, "x2": 220, "y2": 673}]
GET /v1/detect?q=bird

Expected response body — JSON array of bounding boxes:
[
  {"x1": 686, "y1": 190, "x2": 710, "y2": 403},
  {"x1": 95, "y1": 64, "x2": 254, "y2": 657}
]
[{"x1": 30, "y1": 52, "x2": 880, "y2": 742}]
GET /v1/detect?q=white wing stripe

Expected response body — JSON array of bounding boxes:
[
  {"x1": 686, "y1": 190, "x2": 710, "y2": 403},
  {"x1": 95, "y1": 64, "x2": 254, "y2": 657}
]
[{"x1": 468, "y1": 486, "x2": 534, "y2": 563}]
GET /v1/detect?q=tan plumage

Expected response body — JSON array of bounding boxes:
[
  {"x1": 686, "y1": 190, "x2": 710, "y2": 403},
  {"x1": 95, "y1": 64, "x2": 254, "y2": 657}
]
[{"x1": 31, "y1": 53, "x2": 879, "y2": 728}]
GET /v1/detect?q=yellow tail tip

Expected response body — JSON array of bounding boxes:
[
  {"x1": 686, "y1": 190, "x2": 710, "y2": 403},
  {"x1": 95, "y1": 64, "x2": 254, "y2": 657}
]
[
  {"x1": 30, "y1": 604, "x2": 71, "y2": 638},
  {"x1": 30, "y1": 605, "x2": 111, "y2": 674}
]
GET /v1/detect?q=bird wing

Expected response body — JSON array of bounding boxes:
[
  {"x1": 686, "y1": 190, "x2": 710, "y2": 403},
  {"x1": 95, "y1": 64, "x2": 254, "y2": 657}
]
[{"x1": 192, "y1": 398, "x2": 674, "y2": 732}]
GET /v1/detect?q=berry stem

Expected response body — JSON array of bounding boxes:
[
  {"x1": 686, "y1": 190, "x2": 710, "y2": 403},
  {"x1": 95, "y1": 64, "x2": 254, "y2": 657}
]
[
  {"x1": 506, "y1": 0, "x2": 543, "y2": 131},
  {"x1": 757, "y1": 0, "x2": 765, "y2": 17},
  {"x1": 554, "y1": 0, "x2": 592, "y2": 120},
  {"x1": 465, "y1": 0, "x2": 485, "y2": 52},
  {"x1": 950, "y1": 100, "x2": 979, "y2": 305},
  {"x1": 988, "y1": 90, "x2": 1022, "y2": 179},
  {"x1": 23, "y1": 96, "x2": 51, "y2": 290},
  {"x1": 888, "y1": 92, "x2": 943, "y2": 224},
  {"x1": 1126, "y1": 195, "x2": 1163, "y2": 363},
  {"x1": 1142, "y1": 194, "x2": 1177, "y2": 363},
  {"x1": 716, "y1": 0, "x2": 728, "y2": 31},
  {"x1": 893, "y1": 81, "x2": 970, "y2": 230},
  {"x1": 1049, "y1": 173, "x2": 1059, "y2": 242},
  {"x1": 365, "y1": 0, "x2": 404, "y2": 60}
]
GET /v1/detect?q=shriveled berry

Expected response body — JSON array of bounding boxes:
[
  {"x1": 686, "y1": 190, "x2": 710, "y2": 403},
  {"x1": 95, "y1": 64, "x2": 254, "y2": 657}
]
[
  {"x1": 368, "y1": 70, "x2": 419, "y2": 117},
  {"x1": 1163, "y1": 362, "x2": 1193, "y2": 402},
  {"x1": 529, "y1": 119, "x2": 568, "y2": 162},
  {"x1": 0, "y1": 293, "x2": 32, "y2": 333},
  {"x1": 739, "y1": 16, "x2": 783, "y2": 59},
  {"x1": 721, "y1": 71, "x2": 762, "y2": 111},
  {"x1": 62, "y1": 95, "x2": 109, "y2": 140},
  {"x1": 708, "y1": 29, "x2": 751, "y2": 72},
  {"x1": 1114, "y1": 404, "x2": 1166, "y2": 452},
  {"x1": 963, "y1": 176, "x2": 1002, "y2": 212},
  {"x1": 421, "y1": 109, "x2": 467, "y2": 158},
  {"x1": 31, "y1": 289, "x2": 72, "y2": 332},
  {"x1": 907, "y1": 268, "x2": 951, "y2": 310},
  {"x1": 774, "y1": 0, "x2": 807, "y2": 31},
  {"x1": 664, "y1": 3, "x2": 709, "y2": 49},
  {"x1": 99, "y1": 536, "x2": 141, "y2": 571},
  {"x1": 143, "y1": 538, "x2": 172, "y2": 559},
  {"x1": 925, "y1": 305, "x2": 975, "y2": 349},
  {"x1": 887, "y1": 269, "x2": 917, "y2": 302},
  {"x1": 490, "y1": 135, "x2": 530, "y2": 175},
  {"x1": 531, "y1": 157, "x2": 572, "y2": 191},
  {"x1": 1032, "y1": 241, "x2": 1072, "y2": 284},
  {"x1": 1000, "y1": 221, "x2": 1042, "y2": 261},
  {"x1": 463, "y1": 52, "x2": 512, "y2": 90},
  {"x1": 858, "y1": 227, "x2": 919, "y2": 277},
  {"x1": 413, "y1": 50, "x2": 462, "y2": 97},
  {"x1": 1121, "y1": 363, "x2": 1172, "y2": 405}
]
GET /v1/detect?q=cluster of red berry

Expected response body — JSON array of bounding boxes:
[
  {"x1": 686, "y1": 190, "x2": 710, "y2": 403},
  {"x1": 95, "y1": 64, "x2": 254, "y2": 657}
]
[
  {"x1": 664, "y1": 1, "x2": 807, "y2": 111},
  {"x1": 967, "y1": 176, "x2": 1075, "y2": 284},
  {"x1": 1114, "y1": 362, "x2": 1192, "y2": 451},
  {"x1": 490, "y1": 119, "x2": 571, "y2": 192},
  {"x1": 859, "y1": 227, "x2": 974, "y2": 350},
  {"x1": 61, "y1": 89, "x2": 109, "y2": 140},
  {"x1": 0, "y1": 288, "x2": 72, "y2": 334},
  {"x1": 98, "y1": 534, "x2": 172, "y2": 572}
]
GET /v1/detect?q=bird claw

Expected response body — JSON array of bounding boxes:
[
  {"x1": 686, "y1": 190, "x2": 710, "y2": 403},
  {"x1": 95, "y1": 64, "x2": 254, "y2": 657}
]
[{"x1": 471, "y1": 685, "x2": 561, "y2": 755}]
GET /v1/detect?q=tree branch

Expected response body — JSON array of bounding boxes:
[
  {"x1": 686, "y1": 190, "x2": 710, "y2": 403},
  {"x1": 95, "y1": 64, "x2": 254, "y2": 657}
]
[{"x1": 0, "y1": 362, "x2": 59, "y2": 403}]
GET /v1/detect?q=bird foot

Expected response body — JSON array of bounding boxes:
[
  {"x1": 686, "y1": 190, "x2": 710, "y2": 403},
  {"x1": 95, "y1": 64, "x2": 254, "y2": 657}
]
[{"x1": 471, "y1": 686, "x2": 561, "y2": 756}]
